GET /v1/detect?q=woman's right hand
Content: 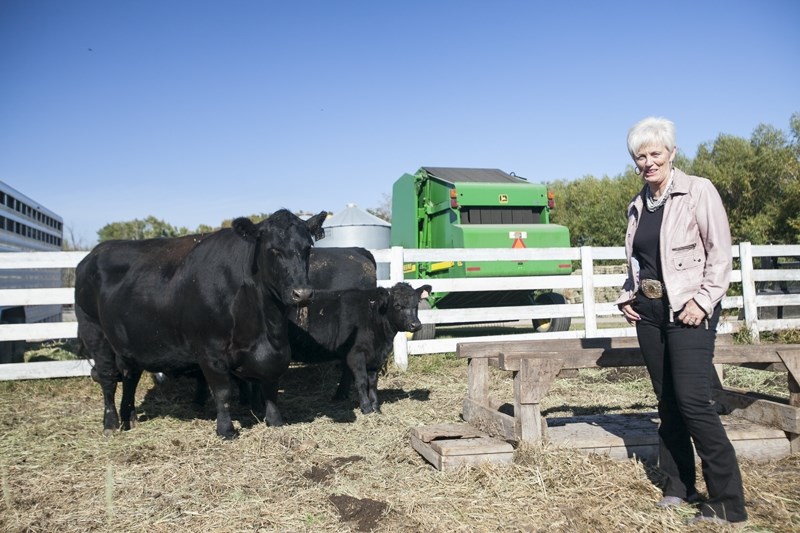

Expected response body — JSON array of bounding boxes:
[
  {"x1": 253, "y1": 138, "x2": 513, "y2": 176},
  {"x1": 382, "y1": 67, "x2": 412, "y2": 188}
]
[{"x1": 618, "y1": 303, "x2": 640, "y2": 325}]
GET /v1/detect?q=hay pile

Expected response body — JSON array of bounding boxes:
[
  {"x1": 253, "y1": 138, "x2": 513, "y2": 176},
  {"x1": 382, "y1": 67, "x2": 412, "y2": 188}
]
[{"x1": 1, "y1": 348, "x2": 798, "y2": 532}]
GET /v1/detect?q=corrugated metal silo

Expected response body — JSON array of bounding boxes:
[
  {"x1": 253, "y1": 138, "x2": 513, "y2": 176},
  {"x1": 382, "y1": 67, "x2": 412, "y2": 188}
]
[{"x1": 317, "y1": 203, "x2": 391, "y2": 280}]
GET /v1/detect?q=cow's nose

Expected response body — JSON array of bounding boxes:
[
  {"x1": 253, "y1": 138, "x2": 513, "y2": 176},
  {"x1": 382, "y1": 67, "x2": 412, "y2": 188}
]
[
  {"x1": 292, "y1": 287, "x2": 313, "y2": 305},
  {"x1": 408, "y1": 320, "x2": 422, "y2": 332}
]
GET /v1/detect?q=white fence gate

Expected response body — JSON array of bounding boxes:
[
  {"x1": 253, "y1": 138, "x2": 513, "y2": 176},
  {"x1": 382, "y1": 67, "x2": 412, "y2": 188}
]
[{"x1": 1, "y1": 243, "x2": 799, "y2": 380}]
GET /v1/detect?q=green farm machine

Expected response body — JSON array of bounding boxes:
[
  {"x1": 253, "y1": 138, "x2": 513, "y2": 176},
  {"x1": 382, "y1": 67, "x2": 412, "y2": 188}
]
[{"x1": 391, "y1": 167, "x2": 572, "y2": 339}]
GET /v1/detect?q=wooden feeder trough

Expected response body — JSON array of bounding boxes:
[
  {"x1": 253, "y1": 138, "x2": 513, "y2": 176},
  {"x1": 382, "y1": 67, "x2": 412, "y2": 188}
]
[{"x1": 410, "y1": 422, "x2": 514, "y2": 471}]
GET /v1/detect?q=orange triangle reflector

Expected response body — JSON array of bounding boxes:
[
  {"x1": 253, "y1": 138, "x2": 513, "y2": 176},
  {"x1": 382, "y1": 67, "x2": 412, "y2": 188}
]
[{"x1": 512, "y1": 238, "x2": 526, "y2": 249}]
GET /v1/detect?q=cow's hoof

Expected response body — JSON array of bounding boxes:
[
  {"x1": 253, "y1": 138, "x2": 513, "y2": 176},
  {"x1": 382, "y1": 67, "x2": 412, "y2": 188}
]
[
  {"x1": 218, "y1": 429, "x2": 239, "y2": 440},
  {"x1": 103, "y1": 428, "x2": 117, "y2": 437},
  {"x1": 359, "y1": 406, "x2": 375, "y2": 415}
]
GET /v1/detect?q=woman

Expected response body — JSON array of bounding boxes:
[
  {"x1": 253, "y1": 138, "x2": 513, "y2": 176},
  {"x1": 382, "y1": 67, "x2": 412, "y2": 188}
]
[{"x1": 616, "y1": 117, "x2": 747, "y2": 524}]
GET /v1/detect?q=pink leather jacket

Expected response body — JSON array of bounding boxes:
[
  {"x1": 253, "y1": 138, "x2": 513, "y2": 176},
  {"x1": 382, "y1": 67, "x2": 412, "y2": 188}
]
[{"x1": 615, "y1": 168, "x2": 732, "y2": 317}]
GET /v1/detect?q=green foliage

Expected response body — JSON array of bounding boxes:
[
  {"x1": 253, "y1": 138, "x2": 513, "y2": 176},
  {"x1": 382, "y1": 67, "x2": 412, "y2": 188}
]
[
  {"x1": 97, "y1": 216, "x2": 190, "y2": 241},
  {"x1": 551, "y1": 113, "x2": 799, "y2": 247},
  {"x1": 549, "y1": 172, "x2": 641, "y2": 247},
  {"x1": 688, "y1": 113, "x2": 800, "y2": 244}
]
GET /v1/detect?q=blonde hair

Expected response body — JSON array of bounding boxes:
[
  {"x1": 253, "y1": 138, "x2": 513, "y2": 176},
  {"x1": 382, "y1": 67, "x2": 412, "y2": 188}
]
[{"x1": 627, "y1": 117, "x2": 676, "y2": 158}]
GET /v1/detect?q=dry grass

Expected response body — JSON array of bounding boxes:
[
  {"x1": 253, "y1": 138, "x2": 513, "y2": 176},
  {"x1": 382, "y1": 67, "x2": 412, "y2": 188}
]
[{"x1": 1, "y1": 344, "x2": 798, "y2": 532}]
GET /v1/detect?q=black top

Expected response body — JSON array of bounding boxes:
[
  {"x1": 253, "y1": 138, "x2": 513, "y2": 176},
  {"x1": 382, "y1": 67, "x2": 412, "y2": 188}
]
[
  {"x1": 422, "y1": 167, "x2": 529, "y2": 184},
  {"x1": 633, "y1": 196, "x2": 664, "y2": 281}
]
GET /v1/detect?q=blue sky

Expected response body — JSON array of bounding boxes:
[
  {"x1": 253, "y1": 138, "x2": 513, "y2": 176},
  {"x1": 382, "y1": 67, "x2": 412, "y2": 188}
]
[{"x1": 1, "y1": 0, "x2": 798, "y2": 246}]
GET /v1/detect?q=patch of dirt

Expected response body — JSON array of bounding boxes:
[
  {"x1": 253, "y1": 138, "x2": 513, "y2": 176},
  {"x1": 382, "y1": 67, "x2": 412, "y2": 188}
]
[
  {"x1": 329, "y1": 493, "x2": 388, "y2": 532},
  {"x1": 303, "y1": 455, "x2": 364, "y2": 483}
]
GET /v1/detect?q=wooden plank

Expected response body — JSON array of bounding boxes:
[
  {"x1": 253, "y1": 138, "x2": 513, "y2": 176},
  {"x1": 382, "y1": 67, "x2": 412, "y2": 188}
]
[
  {"x1": 0, "y1": 287, "x2": 75, "y2": 306},
  {"x1": 498, "y1": 348, "x2": 644, "y2": 372},
  {"x1": 516, "y1": 357, "x2": 562, "y2": 404},
  {"x1": 777, "y1": 351, "x2": 800, "y2": 397},
  {"x1": 783, "y1": 352, "x2": 800, "y2": 453},
  {"x1": 430, "y1": 436, "x2": 513, "y2": 457},
  {"x1": 410, "y1": 425, "x2": 514, "y2": 471},
  {"x1": 487, "y1": 345, "x2": 800, "y2": 372},
  {"x1": 462, "y1": 398, "x2": 516, "y2": 442},
  {"x1": 712, "y1": 388, "x2": 800, "y2": 434},
  {"x1": 458, "y1": 337, "x2": 640, "y2": 359},
  {"x1": 516, "y1": 403, "x2": 542, "y2": 443},
  {"x1": 545, "y1": 412, "x2": 789, "y2": 462},
  {"x1": 0, "y1": 251, "x2": 88, "y2": 269},
  {"x1": 0, "y1": 322, "x2": 78, "y2": 342},
  {"x1": 410, "y1": 423, "x2": 486, "y2": 443},
  {"x1": 410, "y1": 433, "x2": 443, "y2": 470},
  {"x1": 0, "y1": 359, "x2": 93, "y2": 380},
  {"x1": 459, "y1": 335, "x2": 755, "y2": 361},
  {"x1": 467, "y1": 357, "x2": 490, "y2": 404}
]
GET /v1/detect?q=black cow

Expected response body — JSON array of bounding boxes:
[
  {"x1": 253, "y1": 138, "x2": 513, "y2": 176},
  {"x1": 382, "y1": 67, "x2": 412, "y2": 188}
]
[
  {"x1": 154, "y1": 246, "x2": 379, "y2": 408},
  {"x1": 308, "y1": 247, "x2": 377, "y2": 290},
  {"x1": 289, "y1": 282, "x2": 431, "y2": 414},
  {"x1": 75, "y1": 209, "x2": 327, "y2": 439}
]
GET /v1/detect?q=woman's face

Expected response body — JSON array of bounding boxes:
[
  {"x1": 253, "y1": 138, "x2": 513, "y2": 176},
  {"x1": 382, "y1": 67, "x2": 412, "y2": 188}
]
[{"x1": 633, "y1": 144, "x2": 676, "y2": 190}]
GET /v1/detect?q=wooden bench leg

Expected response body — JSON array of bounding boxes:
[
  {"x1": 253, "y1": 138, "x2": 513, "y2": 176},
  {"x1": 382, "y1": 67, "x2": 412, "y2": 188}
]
[
  {"x1": 777, "y1": 351, "x2": 800, "y2": 453},
  {"x1": 467, "y1": 357, "x2": 489, "y2": 404},
  {"x1": 514, "y1": 357, "x2": 563, "y2": 443}
]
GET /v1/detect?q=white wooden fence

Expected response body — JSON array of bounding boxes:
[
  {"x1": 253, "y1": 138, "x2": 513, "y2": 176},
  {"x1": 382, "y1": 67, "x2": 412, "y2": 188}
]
[{"x1": 1, "y1": 243, "x2": 799, "y2": 380}]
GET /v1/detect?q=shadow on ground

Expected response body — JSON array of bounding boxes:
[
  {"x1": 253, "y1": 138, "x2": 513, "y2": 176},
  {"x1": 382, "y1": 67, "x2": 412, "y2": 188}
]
[{"x1": 137, "y1": 360, "x2": 430, "y2": 429}]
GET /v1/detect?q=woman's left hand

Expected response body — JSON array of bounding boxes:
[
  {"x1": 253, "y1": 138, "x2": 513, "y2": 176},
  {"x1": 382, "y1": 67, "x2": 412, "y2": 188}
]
[{"x1": 678, "y1": 299, "x2": 705, "y2": 327}]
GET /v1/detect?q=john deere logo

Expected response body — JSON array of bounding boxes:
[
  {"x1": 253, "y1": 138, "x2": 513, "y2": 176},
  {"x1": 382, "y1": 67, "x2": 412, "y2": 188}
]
[{"x1": 499, "y1": 194, "x2": 509, "y2": 203}]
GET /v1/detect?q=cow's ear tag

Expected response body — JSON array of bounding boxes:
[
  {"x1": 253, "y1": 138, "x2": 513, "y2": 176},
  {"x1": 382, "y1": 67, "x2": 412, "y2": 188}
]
[{"x1": 418, "y1": 284, "x2": 433, "y2": 299}]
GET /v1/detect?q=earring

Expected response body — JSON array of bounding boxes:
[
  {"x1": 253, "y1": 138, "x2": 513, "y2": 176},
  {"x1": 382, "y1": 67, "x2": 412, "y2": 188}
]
[{"x1": 634, "y1": 167, "x2": 641, "y2": 175}]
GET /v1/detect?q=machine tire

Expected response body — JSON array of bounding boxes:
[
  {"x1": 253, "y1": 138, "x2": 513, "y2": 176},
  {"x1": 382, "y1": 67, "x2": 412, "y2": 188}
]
[
  {"x1": 412, "y1": 299, "x2": 436, "y2": 340},
  {"x1": 532, "y1": 292, "x2": 571, "y2": 332}
]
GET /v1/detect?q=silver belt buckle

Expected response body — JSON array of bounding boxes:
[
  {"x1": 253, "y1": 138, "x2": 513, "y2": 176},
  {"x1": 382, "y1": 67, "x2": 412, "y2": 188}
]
[{"x1": 640, "y1": 279, "x2": 664, "y2": 299}]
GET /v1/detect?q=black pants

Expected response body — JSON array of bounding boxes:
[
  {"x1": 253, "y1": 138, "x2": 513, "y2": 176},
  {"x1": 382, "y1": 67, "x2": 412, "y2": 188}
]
[{"x1": 632, "y1": 291, "x2": 747, "y2": 522}]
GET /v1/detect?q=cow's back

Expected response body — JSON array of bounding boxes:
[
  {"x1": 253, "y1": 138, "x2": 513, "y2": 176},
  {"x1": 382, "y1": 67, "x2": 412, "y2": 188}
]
[
  {"x1": 309, "y1": 247, "x2": 377, "y2": 291},
  {"x1": 75, "y1": 231, "x2": 251, "y2": 370},
  {"x1": 290, "y1": 287, "x2": 385, "y2": 363}
]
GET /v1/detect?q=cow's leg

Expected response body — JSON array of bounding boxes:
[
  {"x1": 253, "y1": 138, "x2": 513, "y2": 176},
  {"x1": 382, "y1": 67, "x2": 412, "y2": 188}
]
[
  {"x1": 193, "y1": 374, "x2": 210, "y2": 407},
  {"x1": 199, "y1": 360, "x2": 238, "y2": 439},
  {"x1": 119, "y1": 368, "x2": 142, "y2": 431},
  {"x1": 346, "y1": 350, "x2": 374, "y2": 414},
  {"x1": 333, "y1": 363, "x2": 353, "y2": 401},
  {"x1": 91, "y1": 367, "x2": 120, "y2": 436},
  {"x1": 257, "y1": 380, "x2": 284, "y2": 427},
  {"x1": 367, "y1": 370, "x2": 380, "y2": 413},
  {"x1": 79, "y1": 314, "x2": 121, "y2": 436}
]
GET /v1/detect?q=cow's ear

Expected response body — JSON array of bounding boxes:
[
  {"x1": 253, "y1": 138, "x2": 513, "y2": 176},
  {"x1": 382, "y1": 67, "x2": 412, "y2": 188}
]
[
  {"x1": 417, "y1": 284, "x2": 433, "y2": 300},
  {"x1": 305, "y1": 211, "x2": 328, "y2": 241},
  {"x1": 233, "y1": 218, "x2": 259, "y2": 241}
]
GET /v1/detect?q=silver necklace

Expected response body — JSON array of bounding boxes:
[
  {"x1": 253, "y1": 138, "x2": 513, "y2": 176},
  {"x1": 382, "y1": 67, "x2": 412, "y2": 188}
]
[{"x1": 645, "y1": 174, "x2": 674, "y2": 212}]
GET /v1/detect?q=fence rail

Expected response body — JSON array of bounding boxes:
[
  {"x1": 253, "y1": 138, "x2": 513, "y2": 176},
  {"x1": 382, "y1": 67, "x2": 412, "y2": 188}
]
[{"x1": 1, "y1": 243, "x2": 799, "y2": 379}]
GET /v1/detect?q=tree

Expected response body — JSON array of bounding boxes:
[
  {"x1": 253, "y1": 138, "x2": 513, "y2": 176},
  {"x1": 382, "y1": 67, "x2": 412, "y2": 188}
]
[
  {"x1": 97, "y1": 216, "x2": 190, "y2": 242},
  {"x1": 549, "y1": 172, "x2": 641, "y2": 247},
  {"x1": 367, "y1": 193, "x2": 392, "y2": 222},
  {"x1": 689, "y1": 115, "x2": 800, "y2": 244}
]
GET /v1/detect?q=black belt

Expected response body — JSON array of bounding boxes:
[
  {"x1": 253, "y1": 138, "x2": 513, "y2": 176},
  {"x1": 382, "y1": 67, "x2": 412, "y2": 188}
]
[{"x1": 640, "y1": 279, "x2": 665, "y2": 299}]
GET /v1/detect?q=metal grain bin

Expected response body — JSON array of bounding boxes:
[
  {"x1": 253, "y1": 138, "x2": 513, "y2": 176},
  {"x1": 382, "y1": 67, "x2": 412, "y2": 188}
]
[{"x1": 317, "y1": 203, "x2": 391, "y2": 280}]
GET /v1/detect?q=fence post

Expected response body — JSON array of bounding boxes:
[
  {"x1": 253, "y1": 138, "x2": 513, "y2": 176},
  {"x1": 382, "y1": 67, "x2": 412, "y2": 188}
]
[
  {"x1": 389, "y1": 246, "x2": 404, "y2": 284},
  {"x1": 739, "y1": 242, "x2": 760, "y2": 343},
  {"x1": 390, "y1": 246, "x2": 410, "y2": 370},
  {"x1": 580, "y1": 246, "x2": 598, "y2": 338}
]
